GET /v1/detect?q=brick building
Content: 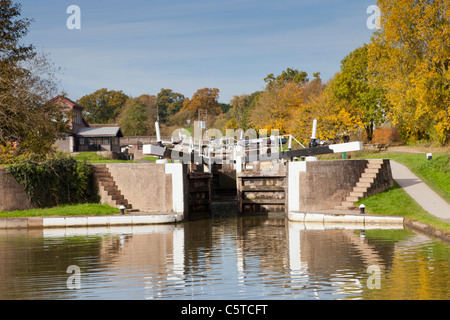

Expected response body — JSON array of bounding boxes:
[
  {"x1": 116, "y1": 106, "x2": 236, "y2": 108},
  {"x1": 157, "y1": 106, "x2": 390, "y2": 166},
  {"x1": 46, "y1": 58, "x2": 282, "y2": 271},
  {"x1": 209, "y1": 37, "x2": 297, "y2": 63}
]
[{"x1": 51, "y1": 96, "x2": 123, "y2": 153}]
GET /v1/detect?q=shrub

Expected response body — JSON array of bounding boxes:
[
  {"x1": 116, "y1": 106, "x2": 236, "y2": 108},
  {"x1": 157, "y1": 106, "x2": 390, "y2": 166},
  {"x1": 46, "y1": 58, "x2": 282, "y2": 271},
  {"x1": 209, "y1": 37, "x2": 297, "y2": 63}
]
[
  {"x1": 7, "y1": 156, "x2": 98, "y2": 208},
  {"x1": 372, "y1": 127, "x2": 402, "y2": 146}
]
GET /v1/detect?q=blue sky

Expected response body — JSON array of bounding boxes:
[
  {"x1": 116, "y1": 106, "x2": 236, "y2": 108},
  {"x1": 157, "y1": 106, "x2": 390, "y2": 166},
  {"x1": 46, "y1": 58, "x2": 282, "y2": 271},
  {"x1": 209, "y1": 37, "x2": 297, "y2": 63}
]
[{"x1": 19, "y1": 0, "x2": 377, "y2": 103}]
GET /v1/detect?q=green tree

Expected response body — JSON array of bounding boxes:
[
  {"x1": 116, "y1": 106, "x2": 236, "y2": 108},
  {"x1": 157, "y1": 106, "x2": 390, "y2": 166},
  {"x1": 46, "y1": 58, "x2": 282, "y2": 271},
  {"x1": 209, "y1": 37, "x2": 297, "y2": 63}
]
[
  {"x1": 0, "y1": 0, "x2": 34, "y2": 63},
  {"x1": 117, "y1": 95, "x2": 157, "y2": 136},
  {"x1": 220, "y1": 103, "x2": 232, "y2": 113},
  {"x1": 0, "y1": 0, "x2": 65, "y2": 159},
  {"x1": 77, "y1": 88, "x2": 128, "y2": 124},
  {"x1": 229, "y1": 94, "x2": 249, "y2": 129},
  {"x1": 155, "y1": 88, "x2": 185, "y2": 123},
  {"x1": 331, "y1": 45, "x2": 386, "y2": 141},
  {"x1": 264, "y1": 68, "x2": 309, "y2": 88},
  {"x1": 229, "y1": 91, "x2": 260, "y2": 130}
]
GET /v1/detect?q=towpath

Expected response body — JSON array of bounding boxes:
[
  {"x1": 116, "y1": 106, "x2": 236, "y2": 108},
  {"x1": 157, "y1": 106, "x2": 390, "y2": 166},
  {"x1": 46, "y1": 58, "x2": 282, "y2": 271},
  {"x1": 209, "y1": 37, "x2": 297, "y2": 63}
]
[{"x1": 390, "y1": 160, "x2": 450, "y2": 222}]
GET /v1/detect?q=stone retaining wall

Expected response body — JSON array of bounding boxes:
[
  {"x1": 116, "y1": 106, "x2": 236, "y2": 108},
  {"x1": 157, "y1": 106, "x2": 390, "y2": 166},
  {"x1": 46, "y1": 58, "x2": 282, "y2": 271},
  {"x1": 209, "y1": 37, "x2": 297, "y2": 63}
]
[
  {"x1": 288, "y1": 159, "x2": 394, "y2": 212},
  {"x1": 98, "y1": 163, "x2": 188, "y2": 214},
  {"x1": 0, "y1": 168, "x2": 34, "y2": 211}
]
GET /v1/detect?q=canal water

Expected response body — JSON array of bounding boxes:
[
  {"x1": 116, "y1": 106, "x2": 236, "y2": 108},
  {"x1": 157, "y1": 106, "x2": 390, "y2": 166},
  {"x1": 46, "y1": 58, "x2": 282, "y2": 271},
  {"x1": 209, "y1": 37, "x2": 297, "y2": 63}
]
[{"x1": 0, "y1": 209, "x2": 448, "y2": 300}]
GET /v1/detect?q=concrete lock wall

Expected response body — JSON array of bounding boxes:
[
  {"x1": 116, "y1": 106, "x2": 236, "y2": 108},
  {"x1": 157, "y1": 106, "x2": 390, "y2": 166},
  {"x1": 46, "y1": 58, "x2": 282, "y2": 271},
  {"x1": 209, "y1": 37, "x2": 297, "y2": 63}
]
[
  {"x1": 0, "y1": 163, "x2": 189, "y2": 215},
  {"x1": 0, "y1": 168, "x2": 34, "y2": 211},
  {"x1": 103, "y1": 163, "x2": 187, "y2": 214},
  {"x1": 288, "y1": 159, "x2": 393, "y2": 212}
]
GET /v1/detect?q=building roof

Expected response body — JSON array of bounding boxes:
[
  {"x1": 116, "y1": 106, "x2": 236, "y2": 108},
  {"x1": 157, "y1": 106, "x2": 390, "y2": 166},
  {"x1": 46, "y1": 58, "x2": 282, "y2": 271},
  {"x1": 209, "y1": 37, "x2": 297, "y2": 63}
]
[
  {"x1": 48, "y1": 95, "x2": 84, "y2": 110},
  {"x1": 76, "y1": 126, "x2": 124, "y2": 138},
  {"x1": 88, "y1": 123, "x2": 119, "y2": 127}
]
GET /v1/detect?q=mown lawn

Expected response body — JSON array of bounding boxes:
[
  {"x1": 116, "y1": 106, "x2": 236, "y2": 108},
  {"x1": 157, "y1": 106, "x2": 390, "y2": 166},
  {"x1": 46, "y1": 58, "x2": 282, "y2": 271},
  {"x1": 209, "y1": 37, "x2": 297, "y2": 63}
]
[
  {"x1": 141, "y1": 156, "x2": 158, "y2": 162},
  {"x1": 72, "y1": 152, "x2": 138, "y2": 163},
  {"x1": 0, "y1": 203, "x2": 120, "y2": 218},
  {"x1": 355, "y1": 182, "x2": 450, "y2": 232}
]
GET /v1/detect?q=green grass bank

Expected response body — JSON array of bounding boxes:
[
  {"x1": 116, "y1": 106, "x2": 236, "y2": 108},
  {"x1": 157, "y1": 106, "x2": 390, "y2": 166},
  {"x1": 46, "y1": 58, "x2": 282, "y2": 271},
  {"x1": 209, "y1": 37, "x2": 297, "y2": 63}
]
[
  {"x1": 0, "y1": 203, "x2": 120, "y2": 218},
  {"x1": 72, "y1": 152, "x2": 139, "y2": 163}
]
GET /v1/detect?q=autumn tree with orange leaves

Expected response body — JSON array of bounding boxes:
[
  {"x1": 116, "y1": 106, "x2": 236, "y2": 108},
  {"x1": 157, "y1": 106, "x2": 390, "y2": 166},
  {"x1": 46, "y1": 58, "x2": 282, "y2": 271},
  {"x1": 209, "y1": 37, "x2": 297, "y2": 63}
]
[{"x1": 181, "y1": 88, "x2": 223, "y2": 117}]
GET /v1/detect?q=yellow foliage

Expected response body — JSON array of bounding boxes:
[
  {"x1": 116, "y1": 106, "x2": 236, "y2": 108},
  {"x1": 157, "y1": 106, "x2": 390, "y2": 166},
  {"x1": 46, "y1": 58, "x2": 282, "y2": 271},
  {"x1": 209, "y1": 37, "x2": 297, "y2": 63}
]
[
  {"x1": 225, "y1": 118, "x2": 239, "y2": 130},
  {"x1": 249, "y1": 81, "x2": 304, "y2": 135},
  {"x1": 368, "y1": 0, "x2": 450, "y2": 145},
  {"x1": 287, "y1": 78, "x2": 364, "y2": 145},
  {"x1": 248, "y1": 76, "x2": 365, "y2": 145}
]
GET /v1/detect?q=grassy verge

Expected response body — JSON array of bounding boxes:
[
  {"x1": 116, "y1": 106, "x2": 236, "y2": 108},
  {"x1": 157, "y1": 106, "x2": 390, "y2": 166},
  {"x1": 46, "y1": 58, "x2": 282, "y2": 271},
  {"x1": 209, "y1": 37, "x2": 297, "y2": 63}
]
[
  {"x1": 72, "y1": 152, "x2": 138, "y2": 163},
  {"x1": 0, "y1": 203, "x2": 120, "y2": 218},
  {"x1": 141, "y1": 156, "x2": 158, "y2": 162},
  {"x1": 141, "y1": 156, "x2": 173, "y2": 163},
  {"x1": 355, "y1": 182, "x2": 450, "y2": 232}
]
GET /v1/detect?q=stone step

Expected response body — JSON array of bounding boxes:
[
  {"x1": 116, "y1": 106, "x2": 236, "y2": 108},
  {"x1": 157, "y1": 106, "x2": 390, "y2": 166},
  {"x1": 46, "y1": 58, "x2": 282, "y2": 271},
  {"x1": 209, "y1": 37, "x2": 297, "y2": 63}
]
[
  {"x1": 105, "y1": 186, "x2": 119, "y2": 193},
  {"x1": 113, "y1": 198, "x2": 130, "y2": 207},
  {"x1": 346, "y1": 196, "x2": 360, "y2": 202},
  {"x1": 113, "y1": 196, "x2": 127, "y2": 204},
  {"x1": 336, "y1": 159, "x2": 386, "y2": 211},
  {"x1": 107, "y1": 191, "x2": 122, "y2": 199},
  {"x1": 359, "y1": 177, "x2": 375, "y2": 183},
  {"x1": 335, "y1": 203, "x2": 358, "y2": 210},
  {"x1": 91, "y1": 164, "x2": 107, "y2": 169},
  {"x1": 92, "y1": 166, "x2": 109, "y2": 172},
  {"x1": 95, "y1": 172, "x2": 112, "y2": 178},
  {"x1": 92, "y1": 166, "x2": 133, "y2": 211},
  {"x1": 343, "y1": 201, "x2": 358, "y2": 208},
  {"x1": 118, "y1": 202, "x2": 132, "y2": 210},
  {"x1": 100, "y1": 181, "x2": 116, "y2": 187},
  {"x1": 353, "y1": 186, "x2": 368, "y2": 193},
  {"x1": 356, "y1": 181, "x2": 371, "y2": 188},
  {"x1": 112, "y1": 199, "x2": 126, "y2": 206},
  {"x1": 361, "y1": 172, "x2": 377, "y2": 178},
  {"x1": 93, "y1": 169, "x2": 110, "y2": 175},
  {"x1": 350, "y1": 191, "x2": 365, "y2": 198},
  {"x1": 109, "y1": 190, "x2": 123, "y2": 197},
  {"x1": 97, "y1": 177, "x2": 114, "y2": 183}
]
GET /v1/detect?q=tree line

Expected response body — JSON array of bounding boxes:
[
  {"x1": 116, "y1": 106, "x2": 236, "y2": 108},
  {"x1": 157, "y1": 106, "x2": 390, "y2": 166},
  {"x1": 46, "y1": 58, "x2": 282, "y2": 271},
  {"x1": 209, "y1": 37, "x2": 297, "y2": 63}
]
[
  {"x1": 0, "y1": 0, "x2": 448, "y2": 164},
  {"x1": 76, "y1": 87, "x2": 229, "y2": 137}
]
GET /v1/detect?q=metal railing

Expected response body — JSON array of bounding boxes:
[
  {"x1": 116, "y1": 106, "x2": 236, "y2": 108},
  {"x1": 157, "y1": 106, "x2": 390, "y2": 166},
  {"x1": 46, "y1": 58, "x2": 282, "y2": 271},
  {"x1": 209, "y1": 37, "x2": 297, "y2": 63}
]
[{"x1": 175, "y1": 134, "x2": 305, "y2": 167}]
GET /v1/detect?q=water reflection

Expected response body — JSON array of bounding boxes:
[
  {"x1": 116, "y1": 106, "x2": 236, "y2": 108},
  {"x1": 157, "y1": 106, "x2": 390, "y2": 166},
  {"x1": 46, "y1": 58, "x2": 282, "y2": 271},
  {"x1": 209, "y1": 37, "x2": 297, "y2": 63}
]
[{"x1": 0, "y1": 216, "x2": 448, "y2": 300}]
